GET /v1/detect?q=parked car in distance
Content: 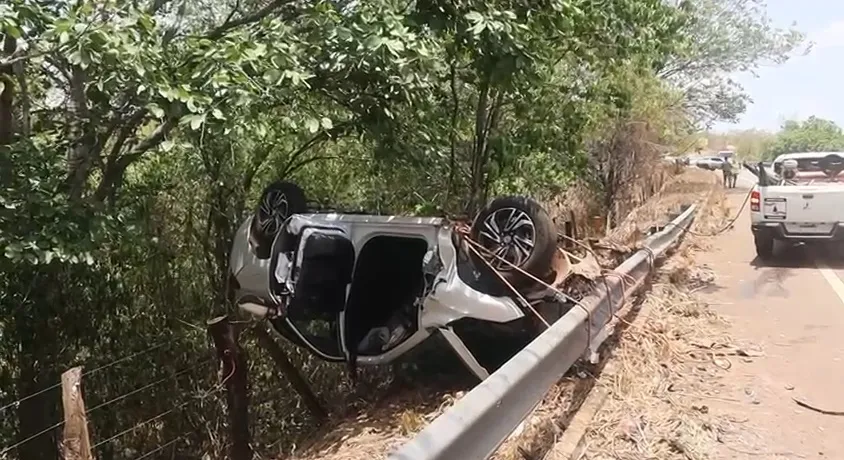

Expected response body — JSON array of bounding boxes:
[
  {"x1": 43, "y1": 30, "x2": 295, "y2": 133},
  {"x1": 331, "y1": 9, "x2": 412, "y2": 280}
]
[
  {"x1": 228, "y1": 181, "x2": 573, "y2": 381},
  {"x1": 695, "y1": 156, "x2": 726, "y2": 170}
]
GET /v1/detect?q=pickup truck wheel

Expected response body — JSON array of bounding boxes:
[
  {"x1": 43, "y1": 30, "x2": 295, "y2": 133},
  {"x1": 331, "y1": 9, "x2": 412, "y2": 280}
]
[
  {"x1": 250, "y1": 181, "x2": 308, "y2": 257},
  {"x1": 754, "y1": 235, "x2": 774, "y2": 260},
  {"x1": 469, "y1": 196, "x2": 556, "y2": 293}
]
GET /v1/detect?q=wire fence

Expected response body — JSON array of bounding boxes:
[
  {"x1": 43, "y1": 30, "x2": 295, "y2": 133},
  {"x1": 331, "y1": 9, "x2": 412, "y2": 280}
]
[{"x1": 0, "y1": 317, "x2": 250, "y2": 460}]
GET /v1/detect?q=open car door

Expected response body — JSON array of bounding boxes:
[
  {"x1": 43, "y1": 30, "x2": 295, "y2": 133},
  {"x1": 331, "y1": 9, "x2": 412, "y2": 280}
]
[{"x1": 268, "y1": 226, "x2": 354, "y2": 362}]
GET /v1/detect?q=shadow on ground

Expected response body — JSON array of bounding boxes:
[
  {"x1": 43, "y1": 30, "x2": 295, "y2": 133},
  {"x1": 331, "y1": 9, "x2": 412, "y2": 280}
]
[{"x1": 751, "y1": 243, "x2": 844, "y2": 270}]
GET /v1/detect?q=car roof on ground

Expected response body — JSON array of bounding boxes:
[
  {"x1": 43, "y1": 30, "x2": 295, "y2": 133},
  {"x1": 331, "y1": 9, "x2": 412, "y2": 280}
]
[{"x1": 773, "y1": 152, "x2": 844, "y2": 163}]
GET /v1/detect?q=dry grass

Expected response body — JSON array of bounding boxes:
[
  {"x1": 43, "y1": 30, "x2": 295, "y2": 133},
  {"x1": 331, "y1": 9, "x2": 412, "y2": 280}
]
[
  {"x1": 579, "y1": 283, "x2": 737, "y2": 460},
  {"x1": 491, "y1": 171, "x2": 731, "y2": 460},
  {"x1": 605, "y1": 168, "x2": 718, "y2": 248},
  {"x1": 275, "y1": 168, "x2": 729, "y2": 460},
  {"x1": 278, "y1": 388, "x2": 467, "y2": 460},
  {"x1": 578, "y1": 186, "x2": 757, "y2": 460}
]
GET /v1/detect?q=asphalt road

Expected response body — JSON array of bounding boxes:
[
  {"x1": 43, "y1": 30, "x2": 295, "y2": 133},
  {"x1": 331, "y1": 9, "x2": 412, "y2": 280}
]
[{"x1": 695, "y1": 174, "x2": 844, "y2": 459}]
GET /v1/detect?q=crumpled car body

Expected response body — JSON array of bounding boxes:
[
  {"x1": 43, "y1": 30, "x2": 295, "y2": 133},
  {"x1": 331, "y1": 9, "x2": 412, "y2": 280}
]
[{"x1": 229, "y1": 184, "x2": 567, "y2": 380}]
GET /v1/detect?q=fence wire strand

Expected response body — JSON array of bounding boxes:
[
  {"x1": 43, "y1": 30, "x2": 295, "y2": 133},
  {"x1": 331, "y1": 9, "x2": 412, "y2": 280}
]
[
  {"x1": 0, "y1": 344, "x2": 215, "y2": 455},
  {"x1": 0, "y1": 335, "x2": 192, "y2": 414},
  {"x1": 0, "y1": 420, "x2": 65, "y2": 455},
  {"x1": 92, "y1": 355, "x2": 235, "y2": 451},
  {"x1": 87, "y1": 357, "x2": 215, "y2": 414}
]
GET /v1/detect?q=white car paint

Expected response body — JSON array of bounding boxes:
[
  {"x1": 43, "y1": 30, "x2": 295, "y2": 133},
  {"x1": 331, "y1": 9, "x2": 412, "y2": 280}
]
[{"x1": 749, "y1": 152, "x2": 844, "y2": 253}]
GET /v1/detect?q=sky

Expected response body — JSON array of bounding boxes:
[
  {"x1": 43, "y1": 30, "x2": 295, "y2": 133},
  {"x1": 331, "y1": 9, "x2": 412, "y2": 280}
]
[{"x1": 713, "y1": 0, "x2": 844, "y2": 132}]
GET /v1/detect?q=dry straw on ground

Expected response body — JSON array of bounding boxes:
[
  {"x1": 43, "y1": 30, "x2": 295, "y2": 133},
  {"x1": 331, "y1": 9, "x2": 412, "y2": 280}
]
[
  {"x1": 580, "y1": 183, "x2": 755, "y2": 460},
  {"x1": 280, "y1": 386, "x2": 467, "y2": 460},
  {"x1": 490, "y1": 170, "x2": 724, "y2": 460}
]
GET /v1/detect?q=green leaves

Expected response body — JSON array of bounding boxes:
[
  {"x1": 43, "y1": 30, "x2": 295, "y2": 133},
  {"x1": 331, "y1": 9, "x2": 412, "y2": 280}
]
[
  {"x1": 305, "y1": 118, "x2": 320, "y2": 134},
  {"x1": 659, "y1": 0, "x2": 805, "y2": 124},
  {"x1": 181, "y1": 113, "x2": 206, "y2": 131},
  {"x1": 766, "y1": 117, "x2": 844, "y2": 159}
]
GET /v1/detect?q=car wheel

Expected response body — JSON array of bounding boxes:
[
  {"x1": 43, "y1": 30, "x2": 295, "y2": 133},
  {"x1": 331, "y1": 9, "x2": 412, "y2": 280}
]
[
  {"x1": 754, "y1": 234, "x2": 774, "y2": 260},
  {"x1": 250, "y1": 181, "x2": 308, "y2": 257},
  {"x1": 469, "y1": 196, "x2": 556, "y2": 292}
]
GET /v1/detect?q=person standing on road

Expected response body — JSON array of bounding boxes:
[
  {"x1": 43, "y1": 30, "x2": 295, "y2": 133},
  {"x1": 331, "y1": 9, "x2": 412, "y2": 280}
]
[{"x1": 721, "y1": 158, "x2": 735, "y2": 188}]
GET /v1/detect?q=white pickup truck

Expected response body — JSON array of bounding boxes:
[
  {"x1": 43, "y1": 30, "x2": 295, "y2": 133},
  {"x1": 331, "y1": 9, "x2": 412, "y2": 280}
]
[{"x1": 749, "y1": 152, "x2": 844, "y2": 259}]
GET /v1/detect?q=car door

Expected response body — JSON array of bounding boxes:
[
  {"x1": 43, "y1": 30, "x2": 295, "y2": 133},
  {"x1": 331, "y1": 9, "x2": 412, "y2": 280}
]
[{"x1": 270, "y1": 226, "x2": 353, "y2": 362}]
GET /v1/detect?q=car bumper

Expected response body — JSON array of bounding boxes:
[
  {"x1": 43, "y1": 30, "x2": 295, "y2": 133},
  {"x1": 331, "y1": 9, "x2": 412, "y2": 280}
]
[{"x1": 752, "y1": 222, "x2": 844, "y2": 242}]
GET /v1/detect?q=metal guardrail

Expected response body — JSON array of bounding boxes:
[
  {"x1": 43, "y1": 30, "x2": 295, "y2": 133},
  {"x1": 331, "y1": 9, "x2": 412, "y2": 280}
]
[{"x1": 389, "y1": 204, "x2": 698, "y2": 460}]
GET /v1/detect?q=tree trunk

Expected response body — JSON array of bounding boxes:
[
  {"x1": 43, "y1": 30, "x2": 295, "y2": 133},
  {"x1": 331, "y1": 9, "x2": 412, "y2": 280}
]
[
  {"x1": 446, "y1": 58, "x2": 459, "y2": 204},
  {"x1": 14, "y1": 294, "x2": 61, "y2": 460},
  {"x1": 66, "y1": 65, "x2": 97, "y2": 201},
  {"x1": 467, "y1": 79, "x2": 491, "y2": 214},
  {"x1": 1, "y1": 34, "x2": 17, "y2": 145}
]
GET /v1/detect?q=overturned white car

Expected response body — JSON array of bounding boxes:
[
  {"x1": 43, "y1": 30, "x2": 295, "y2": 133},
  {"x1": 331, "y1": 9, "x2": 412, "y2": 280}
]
[{"x1": 228, "y1": 181, "x2": 572, "y2": 380}]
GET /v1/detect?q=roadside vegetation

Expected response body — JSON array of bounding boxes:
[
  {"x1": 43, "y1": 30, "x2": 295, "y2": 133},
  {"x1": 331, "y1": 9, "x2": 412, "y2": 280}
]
[
  {"x1": 0, "y1": 0, "x2": 802, "y2": 458},
  {"x1": 708, "y1": 116, "x2": 844, "y2": 161}
]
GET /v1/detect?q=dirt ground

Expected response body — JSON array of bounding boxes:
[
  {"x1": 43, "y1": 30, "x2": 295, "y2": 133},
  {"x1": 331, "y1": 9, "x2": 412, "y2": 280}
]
[
  {"x1": 487, "y1": 169, "x2": 722, "y2": 460},
  {"x1": 581, "y1": 171, "x2": 844, "y2": 460}
]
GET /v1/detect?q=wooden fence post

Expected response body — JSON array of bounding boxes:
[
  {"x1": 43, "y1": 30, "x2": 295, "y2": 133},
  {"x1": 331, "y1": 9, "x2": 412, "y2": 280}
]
[
  {"x1": 208, "y1": 316, "x2": 252, "y2": 460},
  {"x1": 253, "y1": 324, "x2": 327, "y2": 421},
  {"x1": 60, "y1": 367, "x2": 93, "y2": 460}
]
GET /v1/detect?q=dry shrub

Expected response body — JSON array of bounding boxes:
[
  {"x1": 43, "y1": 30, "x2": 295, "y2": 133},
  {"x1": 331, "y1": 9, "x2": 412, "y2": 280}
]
[
  {"x1": 545, "y1": 122, "x2": 683, "y2": 243},
  {"x1": 586, "y1": 122, "x2": 673, "y2": 230},
  {"x1": 606, "y1": 168, "x2": 717, "y2": 247},
  {"x1": 545, "y1": 181, "x2": 603, "y2": 240}
]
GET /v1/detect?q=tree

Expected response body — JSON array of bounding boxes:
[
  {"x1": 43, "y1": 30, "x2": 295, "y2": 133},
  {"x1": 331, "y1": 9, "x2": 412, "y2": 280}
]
[
  {"x1": 0, "y1": 0, "x2": 783, "y2": 457},
  {"x1": 706, "y1": 128, "x2": 776, "y2": 160},
  {"x1": 765, "y1": 117, "x2": 844, "y2": 159},
  {"x1": 659, "y1": 0, "x2": 805, "y2": 126}
]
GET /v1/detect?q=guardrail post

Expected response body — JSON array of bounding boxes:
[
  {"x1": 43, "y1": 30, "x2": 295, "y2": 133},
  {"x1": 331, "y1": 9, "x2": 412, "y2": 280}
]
[
  {"x1": 60, "y1": 367, "x2": 93, "y2": 460},
  {"x1": 208, "y1": 316, "x2": 252, "y2": 460}
]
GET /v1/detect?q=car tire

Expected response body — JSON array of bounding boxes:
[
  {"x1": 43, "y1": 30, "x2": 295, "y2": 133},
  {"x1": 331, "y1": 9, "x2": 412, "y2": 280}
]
[
  {"x1": 469, "y1": 195, "x2": 556, "y2": 293},
  {"x1": 754, "y1": 234, "x2": 774, "y2": 260},
  {"x1": 250, "y1": 181, "x2": 308, "y2": 258}
]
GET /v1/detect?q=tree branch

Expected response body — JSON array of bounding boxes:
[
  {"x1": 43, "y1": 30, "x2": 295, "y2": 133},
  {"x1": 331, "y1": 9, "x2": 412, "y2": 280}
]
[
  {"x1": 277, "y1": 120, "x2": 355, "y2": 179},
  {"x1": 93, "y1": 114, "x2": 181, "y2": 203},
  {"x1": 0, "y1": 35, "x2": 17, "y2": 145},
  {"x1": 284, "y1": 155, "x2": 336, "y2": 178},
  {"x1": 205, "y1": 0, "x2": 298, "y2": 40}
]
